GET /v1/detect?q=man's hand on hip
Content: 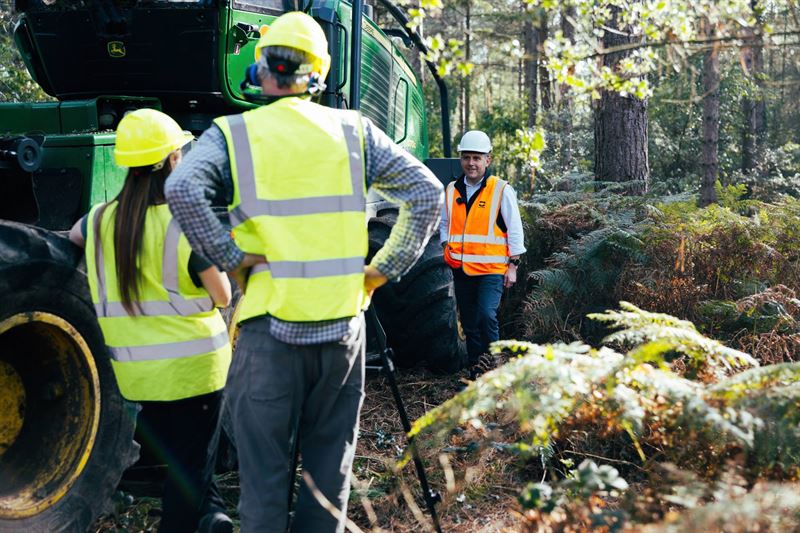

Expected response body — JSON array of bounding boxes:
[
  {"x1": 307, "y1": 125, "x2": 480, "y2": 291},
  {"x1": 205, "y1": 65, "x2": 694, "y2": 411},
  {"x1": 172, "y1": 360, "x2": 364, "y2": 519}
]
[
  {"x1": 364, "y1": 265, "x2": 388, "y2": 297},
  {"x1": 231, "y1": 253, "x2": 268, "y2": 291},
  {"x1": 504, "y1": 264, "x2": 517, "y2": 289}
]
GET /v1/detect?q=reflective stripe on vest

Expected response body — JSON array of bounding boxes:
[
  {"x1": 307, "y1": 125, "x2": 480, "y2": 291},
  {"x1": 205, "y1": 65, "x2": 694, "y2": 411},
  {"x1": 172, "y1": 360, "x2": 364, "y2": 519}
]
[
  {"x1": 110, "y1": 330, "x2": 229, "y2": 362},
  {"x1": 460, "y1": 234, "x2": 508, "y2": 245},
  {"x1": 251, "y1": 256, "x2": 365, "y2": 278},
  {"x1": 446, "y1": 253, "x2": 510, "y2": 264},
  {"x1": 225, "y1": 112, "x2": 365, "y2": 226},
  {"x1": 216, "y1": 99, "x2": 369, "y2": 323},
  {"x1": 93, "y1": 215, "x2": 213, "y2": 319},
  {"x1": 444, "y1": 176, "x2": 510, "y2": 275}
]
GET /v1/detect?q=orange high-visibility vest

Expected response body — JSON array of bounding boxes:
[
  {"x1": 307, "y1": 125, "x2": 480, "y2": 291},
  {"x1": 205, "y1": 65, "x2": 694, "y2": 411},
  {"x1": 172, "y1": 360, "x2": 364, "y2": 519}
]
[{"x1": 444, "y1": 175, "x2": 510, "y2": 275}]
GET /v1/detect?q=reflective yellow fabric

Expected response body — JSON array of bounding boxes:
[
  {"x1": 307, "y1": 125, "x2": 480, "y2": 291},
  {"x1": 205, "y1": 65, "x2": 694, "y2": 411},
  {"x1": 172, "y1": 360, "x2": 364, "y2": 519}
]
[
  {"x1": 215, "y1": 97, "x2": 368, "y2": 323},
  {"x1": 85, "y1": 202, "x2": 231, "y2": 401}
]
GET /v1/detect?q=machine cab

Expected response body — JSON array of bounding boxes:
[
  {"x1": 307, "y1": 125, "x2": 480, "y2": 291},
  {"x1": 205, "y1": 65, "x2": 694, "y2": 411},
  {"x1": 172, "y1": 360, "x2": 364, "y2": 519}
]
[{"x1": 12, "y1": 0, "x2": 427, "y2": 160}]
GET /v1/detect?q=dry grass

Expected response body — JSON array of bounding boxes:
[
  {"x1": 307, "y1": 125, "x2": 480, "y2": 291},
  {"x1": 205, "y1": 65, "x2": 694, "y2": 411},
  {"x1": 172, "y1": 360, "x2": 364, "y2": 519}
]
[
  {"x1": 349, "y1": 367, "x2": 523, "y2": 532},
  {"x1": 92, "y1": 368, "x2": 526, "y2": 532}
]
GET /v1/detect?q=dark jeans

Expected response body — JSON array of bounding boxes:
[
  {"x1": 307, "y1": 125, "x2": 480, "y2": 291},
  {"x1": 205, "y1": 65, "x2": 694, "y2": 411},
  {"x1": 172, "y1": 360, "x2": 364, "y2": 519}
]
[
  {"x1": 226, "y1": 315, "x2": 366, "y2": 533},
  {"x1": 134, "y1": 390, "x2": 226, "y2": 533},
  {"x1": 452, "y1": 269, "x2": 505, "y2": 363}
]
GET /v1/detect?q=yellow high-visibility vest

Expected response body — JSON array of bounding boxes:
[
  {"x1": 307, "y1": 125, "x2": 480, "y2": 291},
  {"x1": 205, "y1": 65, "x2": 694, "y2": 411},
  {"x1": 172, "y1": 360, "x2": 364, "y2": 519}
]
[
  {"x1": 214, "y1": 97, "x2": 368, "y2": 323},
  {"x1": 85, "y1": 202, "x2": 231, "y2": 401}
]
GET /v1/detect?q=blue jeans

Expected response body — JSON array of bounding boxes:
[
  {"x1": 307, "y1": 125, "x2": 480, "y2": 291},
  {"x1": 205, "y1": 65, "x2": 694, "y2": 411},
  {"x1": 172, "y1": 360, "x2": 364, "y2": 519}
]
[{"x1": 452, "y1": 269, "x2": 504, "y2": 363}]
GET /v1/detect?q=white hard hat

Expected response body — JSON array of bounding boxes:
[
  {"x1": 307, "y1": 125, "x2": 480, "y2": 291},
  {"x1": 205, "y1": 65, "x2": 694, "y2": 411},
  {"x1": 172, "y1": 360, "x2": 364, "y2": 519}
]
[{"x1": 457, "y1": 130, "x2": 492, "y2": 153}]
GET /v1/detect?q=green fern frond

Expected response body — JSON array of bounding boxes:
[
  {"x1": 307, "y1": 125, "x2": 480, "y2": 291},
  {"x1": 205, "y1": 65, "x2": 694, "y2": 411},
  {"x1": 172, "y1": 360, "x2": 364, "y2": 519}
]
[
  {"x1": 529, "y1": 191, "x2": 587, "y2": 207},
  {"x1": 626, "y1": 366, "x2": 759, "y2": 446},
  {"x1": 409, "y1": 341, "x2": 618, "y2": 448},
  {"x1": 529, "y1": 268, "x2": 576, "y2": 295},
  {"x1": 709, "y1": 363, "x2": 800, "y2": 400},
  {"x1": 646, "y1": 482, "x2": 800, "y2": 532},
  {"x1": 591, "y1": 303, "x2": 757, "y2": 374},
  {"x1": 590, "y1": 301, "x2": 696, "y2": 330},
  {"x1": 409, "y1": 305, "x2": 789, "y2": 476}
]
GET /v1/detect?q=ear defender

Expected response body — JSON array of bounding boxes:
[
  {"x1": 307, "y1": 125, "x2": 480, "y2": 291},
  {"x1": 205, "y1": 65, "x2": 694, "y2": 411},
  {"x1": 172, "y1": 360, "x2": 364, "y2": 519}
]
[
  {"x1": 239, "y1": 59, "x2": 327, "y2": 101},
  {"x1": 307, "y1": 72, "x2": 326, "y2": 95},
  {"x1": 240, "y1": 63, "x2": 261, "y2": 92}
]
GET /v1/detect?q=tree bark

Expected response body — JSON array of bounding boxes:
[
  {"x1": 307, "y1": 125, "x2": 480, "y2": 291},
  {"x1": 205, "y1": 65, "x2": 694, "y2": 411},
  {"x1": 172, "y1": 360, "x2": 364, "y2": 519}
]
[
  {"x1": 524, "y1": 9, "x2": 538, "y2": 128},
  {"x1": 593, "y1": 4, "x2": 649, "y2": 193},
  {"x1": 518, "y1": 2, "x2": 524, "y2": 100},
  {"x1": 741, "y1": 0, "x2": 767, "y2": 177},
  {"x1": 538, "y1": 10, "x2": 551, "y2": 110},
  {"x1": 458, "y1": 78, "x2": 465, "y2": 135},
  {"x1": 464, "y1": 0, "x2": 471, "y2": 130},
  {"x1": 559, "y1": 5, "x2": 576, "y2": 166},
  {"x1": 559, "y1": 6, "x2": 576, "y2": 98},
  {"x1": 457, "y1": 17, "x2": 464, "y2": 134},
  {"x1": 700, "y1": 40, "x2": 720, "y2": 207}
]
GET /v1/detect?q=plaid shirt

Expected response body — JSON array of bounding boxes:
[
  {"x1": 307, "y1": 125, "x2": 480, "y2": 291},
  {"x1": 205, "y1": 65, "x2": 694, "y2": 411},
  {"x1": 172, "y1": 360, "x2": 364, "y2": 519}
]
[{"x1": 165, "y1": 109, "x2": 443, "y2": 345}]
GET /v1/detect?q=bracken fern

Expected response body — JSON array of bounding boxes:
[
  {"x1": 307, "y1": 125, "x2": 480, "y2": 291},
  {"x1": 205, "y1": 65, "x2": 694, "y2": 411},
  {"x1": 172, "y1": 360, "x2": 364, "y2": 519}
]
[{"x1": 409, "y1": 304, "x2": 800, "y2": 476}]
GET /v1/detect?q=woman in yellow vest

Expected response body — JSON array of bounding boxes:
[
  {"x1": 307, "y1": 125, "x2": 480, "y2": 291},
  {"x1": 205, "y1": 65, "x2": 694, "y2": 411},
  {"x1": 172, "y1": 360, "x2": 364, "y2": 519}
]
[{"x1": 68, "y1": 109, "x2": 234, "y2": 533}]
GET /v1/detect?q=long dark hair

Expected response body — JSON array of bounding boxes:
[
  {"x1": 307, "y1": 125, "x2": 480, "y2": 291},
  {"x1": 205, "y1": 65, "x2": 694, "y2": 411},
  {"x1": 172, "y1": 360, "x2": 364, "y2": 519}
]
[{"x1": 94, "y1": 164, "x2": 170, "y2": 315}]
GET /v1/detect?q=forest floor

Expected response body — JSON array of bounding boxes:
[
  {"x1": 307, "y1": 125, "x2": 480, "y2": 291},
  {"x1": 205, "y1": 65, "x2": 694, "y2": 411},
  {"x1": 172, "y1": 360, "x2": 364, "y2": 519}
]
[{"x1": 92, "y1": 366, "x2": 522, "y2": 533}]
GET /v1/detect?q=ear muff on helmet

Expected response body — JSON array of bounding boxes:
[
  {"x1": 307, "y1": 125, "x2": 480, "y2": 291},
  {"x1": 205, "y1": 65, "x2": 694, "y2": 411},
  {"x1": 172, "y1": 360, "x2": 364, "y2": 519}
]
[
  {"x1": 240, "y1": 63, "x2": 261, "y2": 92},
  {"x1": 239, "y1": 54, "x2": 327, "y2": 99},
  {"x1": 307, "y1": 72, "x2": 326, "y2": 95},
  {"x1": 248, "y1": 12, "x2": 331, "y2": 86}
]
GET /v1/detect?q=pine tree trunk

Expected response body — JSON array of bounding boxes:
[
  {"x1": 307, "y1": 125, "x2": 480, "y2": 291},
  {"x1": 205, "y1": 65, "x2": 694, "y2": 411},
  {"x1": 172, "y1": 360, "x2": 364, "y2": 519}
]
[
  {"x1": 458, "y1": 78, "x2": 465, "y2": 135},
  {"x1": 700, "y1": 41, "x2": 720, "y2": 207},
  {"x1": 458, "y1": 17, "x2": 464, "y2": 135},
  {"x1": 741, "y1": 0, "x2": 766, "y2": 177},
  {"x1": 593, "y1": 4, "x2": 649, "y2": 193},
  {"x1": 464, "y1": 0, "x2": 471, "y2": 131},
  {"x1": 538, "y1": 11, "x2": 551, "y2": 110},
  {"x1": 559, "y1": 5, "x2": 576, "y2": 166},
  {"x1": 524, "y1": 11, "x2": 538, "y2": 128},
  {"x1": 559, "y1": 5, "x2": 575, "y2": 96}
]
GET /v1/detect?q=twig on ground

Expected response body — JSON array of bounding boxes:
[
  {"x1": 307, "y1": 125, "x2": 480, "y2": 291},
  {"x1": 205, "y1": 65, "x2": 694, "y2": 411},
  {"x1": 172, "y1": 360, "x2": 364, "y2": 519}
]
[
  {"x1": 397, "y1": 473, "x2": 435, "y2": 532},
  {"x1": 561, "y1": 449, "x2": 645, "y2": 470},
  {"x1": 352, "y1": 475, "x2": 383, "y2": 532},
  {"x1": 302, "y1": 471, "x2": 366, "y2": 533}
]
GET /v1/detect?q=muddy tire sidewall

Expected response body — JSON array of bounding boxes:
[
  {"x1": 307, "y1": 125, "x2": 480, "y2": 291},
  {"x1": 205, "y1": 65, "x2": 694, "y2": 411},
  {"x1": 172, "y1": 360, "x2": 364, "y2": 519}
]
[
  {"x1": 368, "y1": 213, "x2": 467, "y2": 373},
  {"x1": 0, "y1": 260, "x2": 138, "y2": 533}
]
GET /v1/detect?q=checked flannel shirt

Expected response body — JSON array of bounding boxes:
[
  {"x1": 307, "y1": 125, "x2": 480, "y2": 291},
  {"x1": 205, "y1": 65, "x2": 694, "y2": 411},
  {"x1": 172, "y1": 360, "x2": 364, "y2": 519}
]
[{"x1": 165, "y1": 112, "x2": 443, "y2": 345}]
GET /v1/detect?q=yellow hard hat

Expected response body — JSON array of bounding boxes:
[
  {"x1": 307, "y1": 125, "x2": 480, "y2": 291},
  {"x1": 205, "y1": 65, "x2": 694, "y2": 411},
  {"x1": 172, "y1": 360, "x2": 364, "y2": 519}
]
[
  {"x1": 254, "y1": 11, "x2": 331, "y2": 80},
  {"x1": 114, "y1": 108, "x2": 193, "y2": 168}
]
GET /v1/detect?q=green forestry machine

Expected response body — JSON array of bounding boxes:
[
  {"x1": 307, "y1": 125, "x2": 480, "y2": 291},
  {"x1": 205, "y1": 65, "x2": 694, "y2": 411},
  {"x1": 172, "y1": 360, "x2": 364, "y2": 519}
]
[{"x1": 0, "y1": 0, "x2": 464, "y2": 529}]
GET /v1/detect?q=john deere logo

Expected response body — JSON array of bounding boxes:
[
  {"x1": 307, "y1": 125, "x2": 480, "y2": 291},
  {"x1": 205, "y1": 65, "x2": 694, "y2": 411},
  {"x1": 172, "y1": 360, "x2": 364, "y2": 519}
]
[{"x1": 107, "y1": 41, "x2": 126, "y2": 58}]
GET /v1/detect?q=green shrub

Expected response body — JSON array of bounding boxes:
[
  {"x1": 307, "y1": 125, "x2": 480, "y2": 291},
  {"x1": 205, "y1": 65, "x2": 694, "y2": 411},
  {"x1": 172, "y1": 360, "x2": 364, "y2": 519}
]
[{"x1": 508, "y1": 179, "x2": 800, "y2": 364}]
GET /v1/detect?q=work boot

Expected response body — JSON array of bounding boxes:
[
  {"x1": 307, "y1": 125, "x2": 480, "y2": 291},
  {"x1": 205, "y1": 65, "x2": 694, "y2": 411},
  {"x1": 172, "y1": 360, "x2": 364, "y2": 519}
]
[
  {"x1": 197, "y1": 511, "x2": 233, "y2": 533},
  {"x1": 468, "y1": 352, "x2": 497, "y2": 380}
]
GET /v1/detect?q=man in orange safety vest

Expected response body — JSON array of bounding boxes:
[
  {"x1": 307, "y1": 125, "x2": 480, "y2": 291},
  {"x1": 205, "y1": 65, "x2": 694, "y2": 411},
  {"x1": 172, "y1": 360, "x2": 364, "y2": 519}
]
[{"x1": 440, "y1": 130, "x2": 526, "y2": 378}]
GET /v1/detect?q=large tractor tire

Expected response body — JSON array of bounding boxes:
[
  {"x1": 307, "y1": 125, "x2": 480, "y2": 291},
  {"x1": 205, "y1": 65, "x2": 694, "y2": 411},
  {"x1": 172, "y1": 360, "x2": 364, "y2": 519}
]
[
  {"x1": 0, "y1": 222, "x2": 139, "y2": 532},
  {"x1": 368, "y1": 212, "x2": 466, "y2": 373}
]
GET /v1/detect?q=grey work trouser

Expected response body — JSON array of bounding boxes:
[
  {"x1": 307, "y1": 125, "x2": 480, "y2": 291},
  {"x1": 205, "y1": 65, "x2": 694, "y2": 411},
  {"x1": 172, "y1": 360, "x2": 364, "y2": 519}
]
[{"x1": 226, "y1": 315, "x2": 366, "y2": 533}]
